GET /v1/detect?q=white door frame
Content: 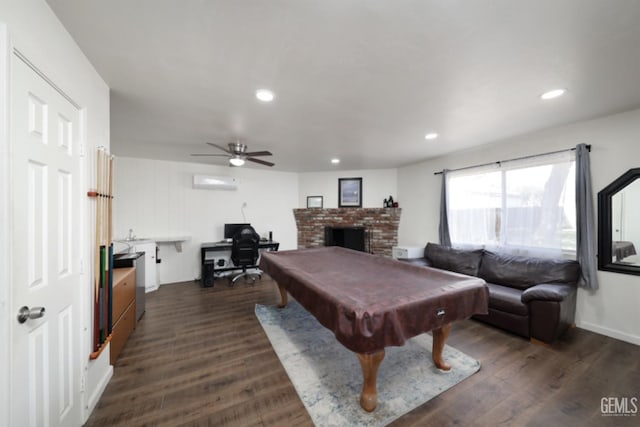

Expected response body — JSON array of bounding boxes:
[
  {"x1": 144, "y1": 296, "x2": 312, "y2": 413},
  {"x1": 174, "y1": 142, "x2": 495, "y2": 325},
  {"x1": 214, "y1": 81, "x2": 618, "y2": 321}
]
[{"x1": 0, "y1": 21, "x2": 12, "y2": 427}]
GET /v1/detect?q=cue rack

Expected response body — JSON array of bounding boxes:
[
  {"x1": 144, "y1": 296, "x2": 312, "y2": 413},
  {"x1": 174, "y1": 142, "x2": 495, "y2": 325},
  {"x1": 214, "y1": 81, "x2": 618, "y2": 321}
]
[{"x1": 88, "y1": 147, "x2": 114, "y2": 359}]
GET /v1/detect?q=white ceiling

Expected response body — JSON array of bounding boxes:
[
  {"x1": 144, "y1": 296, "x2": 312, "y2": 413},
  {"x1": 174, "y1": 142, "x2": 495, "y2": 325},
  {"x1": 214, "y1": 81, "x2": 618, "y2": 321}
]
[{"x1": 46, "y1": 0, "x2": 640, "y2": 172}]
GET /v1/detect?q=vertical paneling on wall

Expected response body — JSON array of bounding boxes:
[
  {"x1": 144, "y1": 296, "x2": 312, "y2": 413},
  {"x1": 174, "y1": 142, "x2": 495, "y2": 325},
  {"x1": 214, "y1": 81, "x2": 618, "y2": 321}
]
[{"x1": 113, "y1": 157, "x2": 299, "y2": 284}]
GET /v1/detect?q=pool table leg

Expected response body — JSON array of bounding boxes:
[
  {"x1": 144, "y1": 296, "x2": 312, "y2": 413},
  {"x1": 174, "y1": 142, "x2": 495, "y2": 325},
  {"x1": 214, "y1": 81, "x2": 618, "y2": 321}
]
[
  {"x1": 277, "y1": 283, "x2": 288, "y2": 308},
  {"x1": 432, "y1": 323, "x2": 452, "y2": 371},
  {"x1": 356, "y1": 350, "x2": 385, "y2": 412}
]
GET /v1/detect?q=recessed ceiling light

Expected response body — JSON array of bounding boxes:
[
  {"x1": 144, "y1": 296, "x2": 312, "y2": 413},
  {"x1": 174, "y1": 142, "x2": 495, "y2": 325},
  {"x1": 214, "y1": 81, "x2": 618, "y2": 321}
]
[
  {"x1": 424, "y1": 133, "x2": 438, "y2": 140},
  {"x1": 540, "y1": 88, "x2": 566, "y2": 100},
  {"x1": 255, "y1": 89, "x2": 275, "y2": 102},
  {"x1": 331, "y1": 158, "x2": 340, "y2": 164}
]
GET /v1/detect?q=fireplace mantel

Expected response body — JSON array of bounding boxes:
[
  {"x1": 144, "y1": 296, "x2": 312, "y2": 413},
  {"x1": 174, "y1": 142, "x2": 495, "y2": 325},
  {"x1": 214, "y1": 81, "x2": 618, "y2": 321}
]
[{"x1": 293, "y1": 208, "x2": 401, "y2": 257}]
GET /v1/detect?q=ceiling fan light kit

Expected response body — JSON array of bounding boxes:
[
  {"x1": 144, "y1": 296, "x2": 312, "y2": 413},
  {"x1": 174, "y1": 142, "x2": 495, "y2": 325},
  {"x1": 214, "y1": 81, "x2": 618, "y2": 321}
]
[{"x1": 229, "y1": 156, "x2": 245, "y2": 166}]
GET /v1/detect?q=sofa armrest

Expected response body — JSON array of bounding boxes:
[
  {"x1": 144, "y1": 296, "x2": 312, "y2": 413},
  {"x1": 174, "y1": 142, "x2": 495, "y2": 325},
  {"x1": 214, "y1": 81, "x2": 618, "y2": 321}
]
[
  {"x1": 521, "y1": 283, "x2": 576, "y2": 303},
  {"x1": 399, "y1": 257, "x2": 431, "y2": 268}
]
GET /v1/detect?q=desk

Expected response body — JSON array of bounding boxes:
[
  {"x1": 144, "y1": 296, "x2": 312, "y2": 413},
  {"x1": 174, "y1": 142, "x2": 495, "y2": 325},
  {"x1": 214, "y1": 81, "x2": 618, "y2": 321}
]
[
  {"x1": 259, "y1": 246, "x2": 488, "y2": 412},
  {"x1": 201, "y1": 240, "x2": 279, "y2": 286}
]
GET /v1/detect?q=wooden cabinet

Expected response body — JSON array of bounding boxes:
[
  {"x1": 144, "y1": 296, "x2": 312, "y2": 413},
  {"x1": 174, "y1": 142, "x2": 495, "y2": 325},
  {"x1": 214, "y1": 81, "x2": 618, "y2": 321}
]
[{"x1": 110, "y1": 267, "x2": 136, "y2": 363}]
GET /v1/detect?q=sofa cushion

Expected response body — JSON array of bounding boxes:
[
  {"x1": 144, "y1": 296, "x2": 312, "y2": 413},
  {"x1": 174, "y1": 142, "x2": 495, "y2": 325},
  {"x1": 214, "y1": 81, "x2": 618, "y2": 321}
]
[
  {"x1": 486, "y1": 283, "x2": 528, "y2": 316},
  {"x1": 424, "y1": 243, "x2": 483, "y2": 277},
  {"x1": 521, "y1": 283, "x2": 577, "y2": 303},
  {"x1": 478, "y1": 251, "x2": 580, "y2": 290}
]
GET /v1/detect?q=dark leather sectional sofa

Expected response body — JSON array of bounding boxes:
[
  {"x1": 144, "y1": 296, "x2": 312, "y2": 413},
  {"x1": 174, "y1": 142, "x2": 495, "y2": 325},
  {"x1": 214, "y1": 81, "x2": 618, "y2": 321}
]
[{"x1": 403, "y1": 243, "x2": 579, "y2": 344}]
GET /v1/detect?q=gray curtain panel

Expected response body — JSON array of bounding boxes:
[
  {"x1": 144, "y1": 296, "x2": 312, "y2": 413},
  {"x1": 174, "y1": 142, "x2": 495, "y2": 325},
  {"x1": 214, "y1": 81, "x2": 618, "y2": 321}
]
[
  {"x1": 575, "y1": 143, "x2": 599, "y2": 290},
  {"x1": 439, "y1": 169, "x2": 452, "y2": 247}
]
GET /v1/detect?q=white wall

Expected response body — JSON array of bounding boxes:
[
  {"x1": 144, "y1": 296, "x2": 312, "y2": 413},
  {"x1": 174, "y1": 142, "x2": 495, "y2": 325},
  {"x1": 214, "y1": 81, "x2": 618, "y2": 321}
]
[
  {"x1": 113, "y1": 157, "x2": 299, "y2": 284},
  {"x1": 398, "y1": 108, "x2": 640, "y2": 345},
  {"x1": 0, "y1": 0, "x2": 112, "y2": 423},
  {"x1": 298, "y1": 169, "x2": 397, "y2": 208}
]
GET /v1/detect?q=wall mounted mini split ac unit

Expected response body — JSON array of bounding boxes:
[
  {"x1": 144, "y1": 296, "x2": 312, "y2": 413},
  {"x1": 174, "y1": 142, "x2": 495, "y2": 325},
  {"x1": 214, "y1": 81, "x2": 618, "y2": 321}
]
[{"x1": 192, "y1": 175, "x2": 239, "y2": 190}]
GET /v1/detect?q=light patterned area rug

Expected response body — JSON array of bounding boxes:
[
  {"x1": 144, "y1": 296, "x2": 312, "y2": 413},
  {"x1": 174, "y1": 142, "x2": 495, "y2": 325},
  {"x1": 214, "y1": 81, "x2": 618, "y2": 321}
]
[{"x1": 255, "y1": 301, "x2": 481, "y2": 427}]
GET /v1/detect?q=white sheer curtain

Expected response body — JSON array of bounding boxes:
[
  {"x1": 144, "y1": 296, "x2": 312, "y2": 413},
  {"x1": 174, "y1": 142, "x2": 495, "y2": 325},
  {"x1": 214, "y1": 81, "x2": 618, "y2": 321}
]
[
  {"x1": 448, "y1": 165, "x2": 501, "y2": 248},
  {"x1": 447, "y1": 151, "x2": 576, "y2": 258}
]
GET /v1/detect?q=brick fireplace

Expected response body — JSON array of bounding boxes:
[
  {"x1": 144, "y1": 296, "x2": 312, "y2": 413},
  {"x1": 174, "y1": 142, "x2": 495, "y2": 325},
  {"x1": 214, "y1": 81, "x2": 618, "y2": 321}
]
[{"x1": 293, "y1": 208, "x2": 401, "y2": 257}]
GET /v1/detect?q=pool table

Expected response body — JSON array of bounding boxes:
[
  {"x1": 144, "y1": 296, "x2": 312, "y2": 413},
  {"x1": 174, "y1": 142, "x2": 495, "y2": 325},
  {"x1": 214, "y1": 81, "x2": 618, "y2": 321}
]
[{"x1": 259, "y1": 246, "x2": 489, "y2": 412}]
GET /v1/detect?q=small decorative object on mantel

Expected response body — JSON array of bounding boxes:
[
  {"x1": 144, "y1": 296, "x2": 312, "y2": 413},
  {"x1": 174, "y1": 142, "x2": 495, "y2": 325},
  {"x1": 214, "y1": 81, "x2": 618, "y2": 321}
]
[
  {"x1": 338, "y1": 177, "x2": 362, "y2": 208},
  {"x1": 307, "y1": 195, "x2": 323, "y2": 208},
  {"x1": 384, "y1": 196, "x2": 399, "y2": 208}
]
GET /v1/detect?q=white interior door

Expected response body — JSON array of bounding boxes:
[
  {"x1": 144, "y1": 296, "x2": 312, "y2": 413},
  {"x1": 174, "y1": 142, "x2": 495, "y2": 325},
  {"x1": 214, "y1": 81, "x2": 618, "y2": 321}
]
[
  {"x1": 0, "y1": 22, "x2": 11, "y2": 427},
  {"x1": 10, "y1": 53, "x2": 82, "y2": 427}
]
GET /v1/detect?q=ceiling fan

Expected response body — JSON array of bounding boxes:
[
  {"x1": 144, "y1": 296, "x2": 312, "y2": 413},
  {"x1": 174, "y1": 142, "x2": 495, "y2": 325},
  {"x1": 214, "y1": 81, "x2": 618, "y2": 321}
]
[{"x1": 191, "y1": 141, "x2": 274, "y2": 167}]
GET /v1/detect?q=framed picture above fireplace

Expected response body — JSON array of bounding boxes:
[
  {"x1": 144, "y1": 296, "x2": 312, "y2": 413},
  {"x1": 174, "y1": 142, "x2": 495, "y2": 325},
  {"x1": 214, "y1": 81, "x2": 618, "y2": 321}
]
[{"x1": 338, "y1": 177, "x2": 362, "y2": 208}]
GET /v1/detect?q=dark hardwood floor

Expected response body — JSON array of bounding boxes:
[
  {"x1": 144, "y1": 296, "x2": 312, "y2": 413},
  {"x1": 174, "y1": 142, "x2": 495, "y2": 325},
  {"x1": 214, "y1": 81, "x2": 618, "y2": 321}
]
[{"x1": 86, "y1": 277, "x2": 640, "y2": 427}]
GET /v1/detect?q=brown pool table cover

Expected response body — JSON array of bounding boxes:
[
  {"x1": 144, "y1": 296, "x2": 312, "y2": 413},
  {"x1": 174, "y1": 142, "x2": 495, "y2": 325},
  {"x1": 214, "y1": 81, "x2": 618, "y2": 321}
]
[{"x1": 259, "y1": 247, "x2": 489, "y2": 354}]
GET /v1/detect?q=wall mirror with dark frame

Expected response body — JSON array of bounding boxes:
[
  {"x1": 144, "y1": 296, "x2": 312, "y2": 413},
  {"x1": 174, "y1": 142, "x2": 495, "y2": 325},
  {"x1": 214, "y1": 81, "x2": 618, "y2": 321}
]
[{"x1": 598, "y1": 168, "x2": 640, "y2": 275}]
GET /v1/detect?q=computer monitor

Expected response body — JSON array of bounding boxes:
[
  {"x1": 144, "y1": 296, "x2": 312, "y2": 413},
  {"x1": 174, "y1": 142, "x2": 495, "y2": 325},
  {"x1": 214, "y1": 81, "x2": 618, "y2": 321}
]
[{"x1": 224, "y1": 223, "x2": 251, "y2": 239}]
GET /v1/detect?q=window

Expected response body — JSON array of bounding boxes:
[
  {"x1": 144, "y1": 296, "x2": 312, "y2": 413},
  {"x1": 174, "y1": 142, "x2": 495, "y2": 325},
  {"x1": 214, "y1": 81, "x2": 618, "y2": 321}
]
[{"x1": 447, "y1": 151, "x2": 576, "y2": 258}]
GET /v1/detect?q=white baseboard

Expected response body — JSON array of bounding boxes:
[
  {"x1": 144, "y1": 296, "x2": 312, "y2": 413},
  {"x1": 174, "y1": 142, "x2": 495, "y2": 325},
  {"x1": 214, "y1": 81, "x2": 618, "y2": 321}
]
[
  {"x1": 83, "y1": 364, "x2": 113, "y2": 423},
  {"x1": 577, "y1": 321, "x2": 640, "y2": 346}
]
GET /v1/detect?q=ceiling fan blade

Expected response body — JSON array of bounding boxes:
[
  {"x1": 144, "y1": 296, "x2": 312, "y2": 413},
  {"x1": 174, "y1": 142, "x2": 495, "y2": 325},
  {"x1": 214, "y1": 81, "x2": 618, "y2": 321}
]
[
  {"x1": 247, "y1": 157, "x2": 275, "y2": 167},
  {"x1": 206, "y1": 142, "x2": 232, "y2": 153},
  {"x1": 244, "y1": 150, "x2": 272, "y2": 157},
  {"x1": 190, "y1": 153, "x2": 229, "y2": 157}
]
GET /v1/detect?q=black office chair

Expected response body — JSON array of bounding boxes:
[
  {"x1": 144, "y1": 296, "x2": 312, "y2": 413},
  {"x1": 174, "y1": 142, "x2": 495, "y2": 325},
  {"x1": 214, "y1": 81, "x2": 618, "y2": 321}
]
[{"x1": 230, "y1": 225, "x2": 262, "y2": 285}]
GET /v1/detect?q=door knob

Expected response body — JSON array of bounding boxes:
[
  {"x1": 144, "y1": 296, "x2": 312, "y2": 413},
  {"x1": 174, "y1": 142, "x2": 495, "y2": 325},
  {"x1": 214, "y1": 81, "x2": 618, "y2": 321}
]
[{"x1": 17, "y1": 306, "x2": 45, "y2": 324}]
